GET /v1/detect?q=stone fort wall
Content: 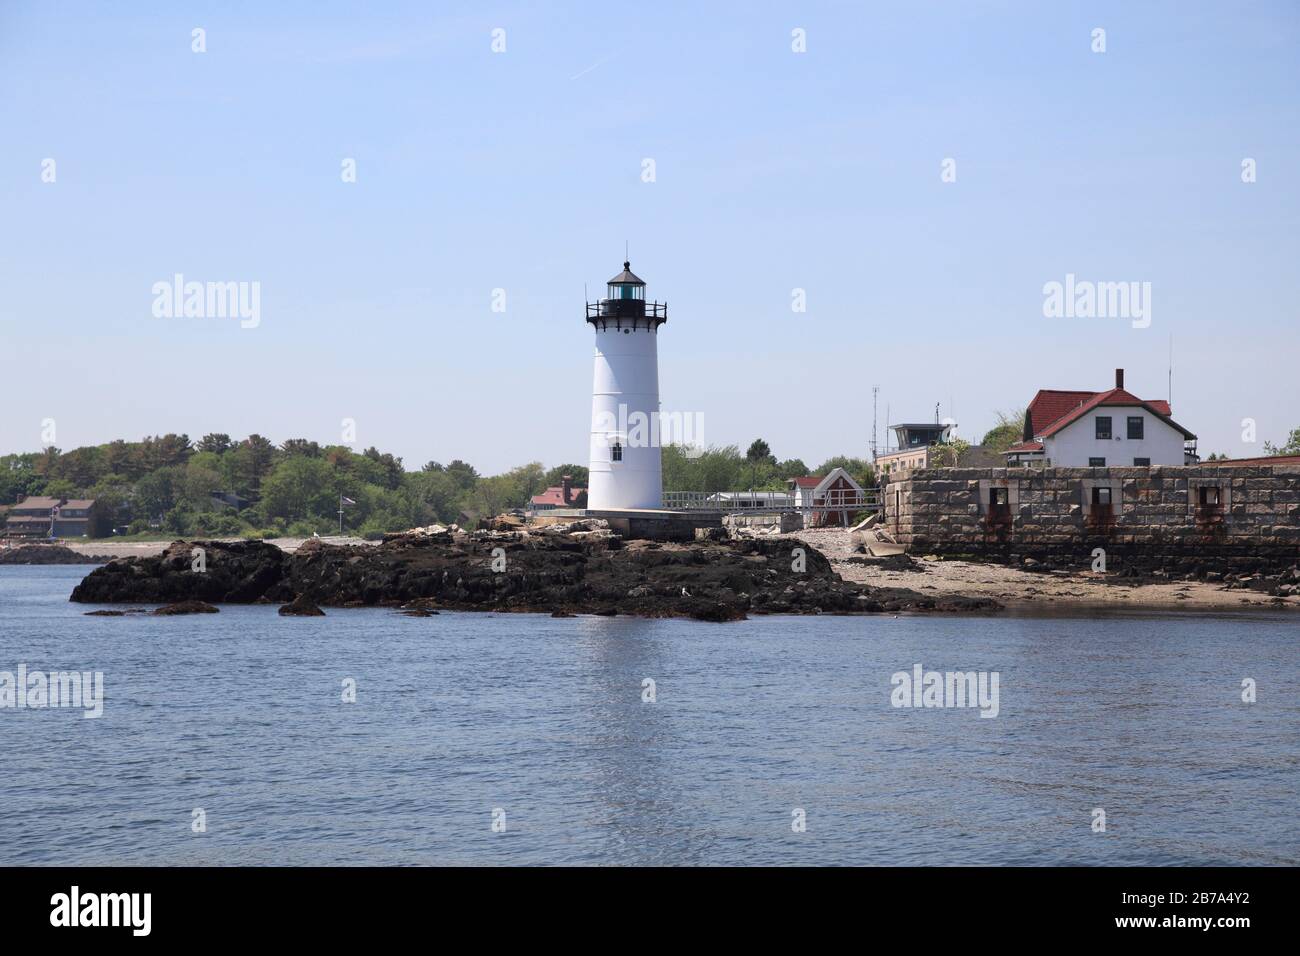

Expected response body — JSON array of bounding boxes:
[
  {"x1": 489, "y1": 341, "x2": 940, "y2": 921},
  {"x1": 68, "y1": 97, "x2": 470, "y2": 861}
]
[{"x1": 882, "y1": 464, "x2": 1300, "y2": 573}]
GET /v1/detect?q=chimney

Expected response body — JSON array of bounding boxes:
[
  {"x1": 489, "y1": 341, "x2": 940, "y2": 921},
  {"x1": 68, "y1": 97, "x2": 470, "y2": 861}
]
[
  {"x1": 561, "y1": 475, "x2": 573, "y2": 505},
  {"x1": 1115, "y1": 368, "x2": 1124, "y2": 390}
]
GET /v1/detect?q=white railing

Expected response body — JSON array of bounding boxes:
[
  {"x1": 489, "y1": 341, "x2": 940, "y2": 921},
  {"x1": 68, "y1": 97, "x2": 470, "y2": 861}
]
[{"x1": 662, "y1": 489, "x2": 881, "y2": 514}]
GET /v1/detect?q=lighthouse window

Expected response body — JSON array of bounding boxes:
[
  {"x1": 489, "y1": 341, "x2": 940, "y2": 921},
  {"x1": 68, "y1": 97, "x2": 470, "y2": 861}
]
[{"x1": 611, "y1": 441, "x2": 622, "y2": 462}]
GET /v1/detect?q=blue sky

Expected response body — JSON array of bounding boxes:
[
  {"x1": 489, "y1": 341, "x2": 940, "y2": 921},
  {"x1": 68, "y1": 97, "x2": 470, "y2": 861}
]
[{"x1": 2, "y1": 1, "x2": 1297, "y2": 471}]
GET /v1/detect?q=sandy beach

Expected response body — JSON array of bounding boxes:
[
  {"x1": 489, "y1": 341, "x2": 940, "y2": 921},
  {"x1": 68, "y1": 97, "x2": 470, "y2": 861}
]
[{"x1": 781, "y1": 528, "x2": 1300, "y2": 614}]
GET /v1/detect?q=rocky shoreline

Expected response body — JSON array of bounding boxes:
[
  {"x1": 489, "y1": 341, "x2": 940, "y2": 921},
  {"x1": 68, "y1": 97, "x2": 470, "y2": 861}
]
[
  {"x1": 0, "y1": 544, "x2": 112, "y2": 565},
  {"x1": 67, "y1": 522, "x2": 999, "y2": 620}
]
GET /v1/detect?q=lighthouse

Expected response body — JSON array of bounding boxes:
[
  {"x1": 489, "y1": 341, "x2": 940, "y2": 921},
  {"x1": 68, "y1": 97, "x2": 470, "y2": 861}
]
[{"x1": 586, "y1": 261, "x2": 668, "y2": 510}]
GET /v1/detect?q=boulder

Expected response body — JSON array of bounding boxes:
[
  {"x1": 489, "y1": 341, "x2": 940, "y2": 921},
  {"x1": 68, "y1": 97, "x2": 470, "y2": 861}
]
[
  {"x1": 152, "y1": 601, "x2": 219, "y2": 615},
  {"x1": 279, "y1": 596, "x2": 325, "y2": 617}
]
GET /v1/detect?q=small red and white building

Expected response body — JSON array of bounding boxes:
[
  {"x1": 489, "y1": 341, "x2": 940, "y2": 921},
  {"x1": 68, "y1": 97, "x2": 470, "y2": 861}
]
[
  {"x1": 1005, "y1": 369, "x2": 1197, "y2": 467},
  {"x1": 789, "y1": 467, "x2": 866, "y2": 527},
  {"x1": 529, "y1": 477, "x2": 587, "y2": 512}
]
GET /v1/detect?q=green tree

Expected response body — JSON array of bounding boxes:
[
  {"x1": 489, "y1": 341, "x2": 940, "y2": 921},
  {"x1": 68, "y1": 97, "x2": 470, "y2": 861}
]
[
  {"x1": 230, "y1": 434, "x2": 277, "y2": 495},
  {"x1": 260, "y1": 457, "x2": 337, "y2": 523},
  {"x1": 980, "y1": 409, "x2": 1027, "y2": 453},
  {"x1": 813, "y1": 455, "x2": 875, "y2": 488},
  {"x1": 662, "y1": 444, "x2": 744, "y2": 493},
  {"x1": 362, "y1": 447, "x2": 405, "y2": 490},
  {"x1": 134, "y1": 467, "x2": 183, "y2": 519},
  {"x1": 1263, "y1": 427, "x2": 1300, "y2": 456},
  {"x1": 196, "y1": 433, "x2": 234, "y2": 455},
  {"x1": 34, "y1": 446, "x2": 61, "y2": 477},
  {"x1": 543, "y1": 463, "x2": 589, "y2": 488},
  {"x1": 280, "y1": 438, "x2": 323, "y2": 458},
  {"x1": 745, "y1": 439, "x2": 775, "y2": 465},
  {"x1": 927, "y1": 438, "x2": 972, "y2": 467},
  {"x1": 444, "y1": 460, "x2": 479, "y2": 490}
]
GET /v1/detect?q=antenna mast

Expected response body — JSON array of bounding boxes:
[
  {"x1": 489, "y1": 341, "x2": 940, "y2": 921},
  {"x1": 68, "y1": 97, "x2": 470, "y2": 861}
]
[{"x1": 871, "y1": 385, "x2": 880, "y2": 461}]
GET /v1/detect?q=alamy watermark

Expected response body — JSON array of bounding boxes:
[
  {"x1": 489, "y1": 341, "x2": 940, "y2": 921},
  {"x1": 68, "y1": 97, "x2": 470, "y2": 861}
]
[
  {"x1": 593, "y1": 403, "x2": 705, "y2": 457},
  {"x1": 152, "y1": 274, "x2": 260, "y2": 328},
  {"x1": 1042, "y1": 273, "x2": 1150, "y2": 329},
  {"x1": 890, "y1": 663, "x2": 999, "y2": 718},
  {"x1": 1, "y1": 665, "x2": 104, "y2": 718}
]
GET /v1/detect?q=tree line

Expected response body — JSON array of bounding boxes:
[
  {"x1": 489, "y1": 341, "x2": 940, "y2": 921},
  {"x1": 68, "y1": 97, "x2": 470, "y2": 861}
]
[{"x1": 0, "y1": 434, "x2": 872, "y2": 539}]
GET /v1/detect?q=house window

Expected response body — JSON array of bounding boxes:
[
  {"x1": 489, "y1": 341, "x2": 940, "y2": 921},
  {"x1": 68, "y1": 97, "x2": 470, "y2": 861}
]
[
  {"x1": 1095, "y1": 416, "x2": 1112, "y2": 440},
  {"x1": 1089, "y1": 457, "x2": 1106, "y2": 467},
  {"x1": 611, "y1": 441, "x2": 622, "y2": 462},
  {"x1": 1133, "y1": 457, "x2": 1150, "y2": 466},
  {"x1": 1199, "y1": 486, "x2": 1221, "y2": 506},
  {"x1": 1092, "y1": 487, "x2": 1112, "y2": 505},
  {"x1": 989, "y1": 488, "x2": 1008, "y2": 507},
  {"x1": 1127, "y1": 416, "x2": 1144, "y2": 440}
]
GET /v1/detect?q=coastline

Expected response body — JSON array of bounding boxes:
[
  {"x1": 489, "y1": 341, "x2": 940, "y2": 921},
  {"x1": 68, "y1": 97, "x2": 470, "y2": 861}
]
[
  {"x1": 14, "y1": 529, "x2": 1296, "y2": 616},
  {"x1": 780, "y1": 528, "x2": 1300, "y2": 615}
]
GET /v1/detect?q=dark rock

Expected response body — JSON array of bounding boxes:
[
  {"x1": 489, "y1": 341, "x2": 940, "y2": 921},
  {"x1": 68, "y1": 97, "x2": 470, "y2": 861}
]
[
  {"x1": 1, "y1": 545, "x2": 112, "y2": 565},
  {"x1": 279, "y1": 596, "x2": 325, "y2": 617},
  {"x1": 70, "y1": 540, "x2": 285, "y2": 604},
  {"x1": 84, "y1": 609, "x2": 126, "y2": 616},
  {"x1": 689, "y1": 601, "x2": 747, "y2": 622},
  {"x1": 152, "y1": 601, "x2": 219, "y2": 615},
  {"x1": 70, "y1": 532, "x2": 999, "y2": 619}
]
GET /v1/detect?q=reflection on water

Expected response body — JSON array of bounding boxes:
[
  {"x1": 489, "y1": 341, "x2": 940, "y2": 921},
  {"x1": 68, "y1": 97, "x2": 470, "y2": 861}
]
[{"x1": 1, "y1": 566, "x2": 1296, "y2": 866}]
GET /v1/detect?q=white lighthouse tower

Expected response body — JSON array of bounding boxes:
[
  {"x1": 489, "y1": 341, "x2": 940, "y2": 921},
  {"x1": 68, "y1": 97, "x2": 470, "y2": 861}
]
[{"x1": 586, "y1": 261, "x2": 667, "y2": 510}]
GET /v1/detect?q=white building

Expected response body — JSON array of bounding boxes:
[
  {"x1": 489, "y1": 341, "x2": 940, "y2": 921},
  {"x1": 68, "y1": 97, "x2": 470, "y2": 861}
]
[
  {"x1": 1005, "y1": 369, "x2": 1197, "y2": 467},
  {"x1": 586, "y1": 262, "x2": 668, "y2": 510}
]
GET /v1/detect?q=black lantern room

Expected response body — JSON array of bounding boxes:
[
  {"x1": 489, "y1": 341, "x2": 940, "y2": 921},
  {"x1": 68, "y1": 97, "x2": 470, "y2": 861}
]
[{"x1": 585, "y1": 261, "x2": 668, "y2": 331}]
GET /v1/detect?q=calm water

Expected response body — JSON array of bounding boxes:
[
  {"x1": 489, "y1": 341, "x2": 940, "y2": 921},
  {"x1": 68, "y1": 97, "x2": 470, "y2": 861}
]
[{"x1": 1, "y1": 565, "x2": 1296, "y2": 866}]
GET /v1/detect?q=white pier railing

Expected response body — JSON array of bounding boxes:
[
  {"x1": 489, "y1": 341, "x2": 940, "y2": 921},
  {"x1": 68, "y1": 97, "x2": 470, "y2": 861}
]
[{"x1": 662, "y1": 489, "x2": 881, "y2": 516}]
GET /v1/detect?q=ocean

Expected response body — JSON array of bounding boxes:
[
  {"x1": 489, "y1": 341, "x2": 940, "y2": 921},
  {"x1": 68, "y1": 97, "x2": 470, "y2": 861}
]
[{"x1": 1, "y1": 565, "x2": 1296, "y2": 865}]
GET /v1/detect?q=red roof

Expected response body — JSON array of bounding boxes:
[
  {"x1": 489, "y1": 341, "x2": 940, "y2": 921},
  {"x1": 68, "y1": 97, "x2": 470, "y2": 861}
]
[
  {"x1": 1006, "y1": 441, "x2": 1043, "y2": 452},
  {"x1": 1026, "y1": 390, "x2": 1095, "y2": 435},
  {"x1": 530, "y1": 485, "x2": 585, "y2": 507},
  {"x1": 1035, "y1": 388, "x2": 1195, "y2": 440},
  {"x1": 791, "y1": 476, "x2": 822, "y2": 488},
  {"x1": 1026, "y1": 389, "x2": 1174, "y2": 435}
]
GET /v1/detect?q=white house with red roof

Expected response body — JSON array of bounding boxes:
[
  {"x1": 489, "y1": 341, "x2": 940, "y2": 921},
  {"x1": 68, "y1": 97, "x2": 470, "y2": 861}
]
[{"x1": 1005, "y1": 369, "x2": 1197, "y2": 468}]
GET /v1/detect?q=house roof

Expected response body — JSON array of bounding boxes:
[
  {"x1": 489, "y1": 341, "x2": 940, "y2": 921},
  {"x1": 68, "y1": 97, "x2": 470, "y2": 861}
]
[
  {"x1": 1027, "y1": 389, "x2": 1174, "y2": 437},
  {"x1": 1006, "y1": 441, "x2": 1044, "y2": 453},
  {"x1": 1036, "y1": 388, "x2": 1196, "y2": 440},
  {"x1": 60, "y1": 499, "x2": 95, "y2": 510},
  {"x1": 12, "y1": 496, "x2": 60, "y2": 510},
  {"x1": 790, "y1": 468, "x2": 864, "y2": 495},
  {"x1": 530, "y1": 485, "x2": 585, "y2": 507}
]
